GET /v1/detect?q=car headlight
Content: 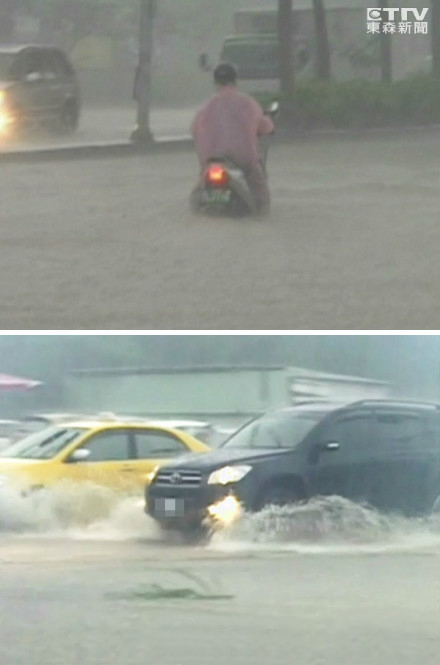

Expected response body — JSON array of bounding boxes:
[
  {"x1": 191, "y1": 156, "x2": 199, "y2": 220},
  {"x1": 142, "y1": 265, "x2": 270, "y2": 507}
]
[
  {"x1": 207, "y1": 465, "x2": 252, "y2": 485},
  {"x1": 146, "y1": 466, "x2": 160, "y2": 483}
]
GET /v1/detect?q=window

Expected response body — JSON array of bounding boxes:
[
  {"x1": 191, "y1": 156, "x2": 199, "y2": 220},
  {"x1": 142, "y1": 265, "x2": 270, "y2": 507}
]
[
  {"x1": 373, "y1": 412, "x2": 424, "y2": 452},
  {"x1": 223, "y1": 411, "x2": 323, "y2": 450},
  {"x1": 51, "y1": 51, "x2": 74, "y2": 78},
  {"x1": 0, "y1": 427, "x2": 83, "y2": 460},
  {"x1": 220, "y1": 40, "x2": 280, "y2": 80},
  {"x1": 321, "y1": 414, "x2": 370, "y2": 458},
  {"x1": 40, "y1": 51, "x2": 60, "y2": 80},
  {"x1": 134, "y1": 431, "x2": 186, "y2": 458},
  {"x1": 80, "y1": 431, "x2": 131, "y2": 462},
  {"x1": 21, "y1": 50, "x2": 45, "y2": 77}
]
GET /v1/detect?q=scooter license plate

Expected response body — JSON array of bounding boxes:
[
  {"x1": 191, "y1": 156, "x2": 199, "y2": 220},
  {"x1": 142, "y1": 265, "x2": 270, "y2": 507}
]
[{"x1": 202, "y1": 189, "x2": 232, "y2": 204}]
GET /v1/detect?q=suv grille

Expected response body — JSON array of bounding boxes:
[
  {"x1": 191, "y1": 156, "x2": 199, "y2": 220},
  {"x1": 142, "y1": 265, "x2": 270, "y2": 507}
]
[{"x1": 155, "y1": 469, "x2": 202, "y2": 487}]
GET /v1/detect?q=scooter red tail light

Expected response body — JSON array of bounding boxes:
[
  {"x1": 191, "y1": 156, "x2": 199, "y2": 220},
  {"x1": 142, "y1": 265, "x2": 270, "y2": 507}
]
[{"x1": 205, "y1": 164, "x2": 229, "y2": 187}]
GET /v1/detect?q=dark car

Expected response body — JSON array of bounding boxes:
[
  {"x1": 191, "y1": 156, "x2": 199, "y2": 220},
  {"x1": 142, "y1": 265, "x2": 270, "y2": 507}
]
[
  {"x1": 0, "y1": 44, "x2": 80, "y2": 136},
  {"x1": 146, "y1": 399, "x2": 440, "y2": 535}
]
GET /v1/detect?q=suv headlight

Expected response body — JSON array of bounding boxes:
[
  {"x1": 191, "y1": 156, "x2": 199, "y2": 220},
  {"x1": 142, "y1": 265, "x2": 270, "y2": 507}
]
[
  {"x1": 207, "y1": 465, "x2": 252, "y2": 485},
  {"x1": 146, "y1": 466, "x2": 160, "y2": 483}
]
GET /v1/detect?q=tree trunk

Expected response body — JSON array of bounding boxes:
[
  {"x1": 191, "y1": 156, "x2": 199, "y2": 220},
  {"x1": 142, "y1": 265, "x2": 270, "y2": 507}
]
[
  {"x1": 312, "y1": 0, "x2": 331, "y2": 79},
  {"x1": 0, "y1": 0, "x2": 15, "y2": 43},
  {"x1": 132, "y1": 0, "x2": 156, "y2": 144},
  {"x1": 380, "y1": 1, "x2": 392, "y2": 82},
  {"x1": 432, "y1": 0, "x2": 440, "y2": 77},
  {"x1": 277, "y1": 0, "x2": 295, "y2": 98}
]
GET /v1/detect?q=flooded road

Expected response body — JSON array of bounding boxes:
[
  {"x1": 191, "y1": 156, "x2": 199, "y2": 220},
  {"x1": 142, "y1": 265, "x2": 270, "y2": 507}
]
[
  {"x1": 0, "y1": 107, "x2": 194, "y2": 152},
  {"x1": 0, "y1": 491, "x2": 439, "y2": 665},
  {"x1": 1, "y1": 131, "x2": 440, "y2": 329}
]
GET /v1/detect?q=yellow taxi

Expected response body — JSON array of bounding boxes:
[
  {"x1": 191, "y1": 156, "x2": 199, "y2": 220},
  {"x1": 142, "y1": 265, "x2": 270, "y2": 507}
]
[{"x1": 0, "y1": 417, "x2": 210, "y2": 494}]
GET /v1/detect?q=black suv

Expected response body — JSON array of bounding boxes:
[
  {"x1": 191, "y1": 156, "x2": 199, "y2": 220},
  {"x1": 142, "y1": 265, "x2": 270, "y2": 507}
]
[
  {"x1": 146, "y1": 400, "x2": 440, "y2": 535},
  {"x1": 0, "y1": 45, "x2": 80, "y2": 135}
]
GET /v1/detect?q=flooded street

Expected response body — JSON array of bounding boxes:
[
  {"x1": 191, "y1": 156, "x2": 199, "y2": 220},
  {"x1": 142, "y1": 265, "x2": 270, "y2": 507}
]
[
  {"x1": 0, "y1": 107, "x2": 194, "y2": 152},
  {"x1": 0, "y1": 490, "x2": 439, "y2": 665},
  {"x1": 1, "y1": 131, "x2": 440, "y2": 329}
]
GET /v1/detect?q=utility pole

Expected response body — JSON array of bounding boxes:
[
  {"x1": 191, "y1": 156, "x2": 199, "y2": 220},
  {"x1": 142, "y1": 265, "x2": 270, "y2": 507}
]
[
  {"x1": 131, "y1": 0, "x2": 157, "y2": 144},
  {"x1": 312, "y1": 0, "x2": 331, "y2": 80},
  {"x1": 277, "y1": 0, "x2": 295, "y2": 99}
]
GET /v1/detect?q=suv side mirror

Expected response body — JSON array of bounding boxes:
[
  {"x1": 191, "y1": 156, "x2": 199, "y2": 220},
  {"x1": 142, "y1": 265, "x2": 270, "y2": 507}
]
[
  {"x1": 68, "y1": 448, "x2": 91, "y2": 463},
  {"x1": 199, "y1": 53, "x2": 211, "y2": 71}
]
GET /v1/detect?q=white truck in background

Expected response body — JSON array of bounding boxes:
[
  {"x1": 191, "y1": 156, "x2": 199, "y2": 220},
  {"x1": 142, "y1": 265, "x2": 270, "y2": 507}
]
[{"x1": 200, "y1": 5, "x2": 430, "y2": 92}]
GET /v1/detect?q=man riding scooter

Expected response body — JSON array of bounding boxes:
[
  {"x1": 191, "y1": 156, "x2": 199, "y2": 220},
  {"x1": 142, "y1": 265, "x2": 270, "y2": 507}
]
[{"x1": 191, "y1": 63, "x2": 275, "y2": 216}]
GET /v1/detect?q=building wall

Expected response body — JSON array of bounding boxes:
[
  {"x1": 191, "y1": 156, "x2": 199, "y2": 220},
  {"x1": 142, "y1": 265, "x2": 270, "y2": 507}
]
[
  {"x1": 64, "y1": 366, "x2": 391, "y2": 422},
  {"x1": 65, "y1": 369, "x2": 280, "y2": 418}
]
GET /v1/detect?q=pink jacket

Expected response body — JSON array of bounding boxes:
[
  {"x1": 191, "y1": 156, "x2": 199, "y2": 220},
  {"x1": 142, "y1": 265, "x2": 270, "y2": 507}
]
[{"x1": 191, "y1": 87, "x2": 274, "y2": 168}]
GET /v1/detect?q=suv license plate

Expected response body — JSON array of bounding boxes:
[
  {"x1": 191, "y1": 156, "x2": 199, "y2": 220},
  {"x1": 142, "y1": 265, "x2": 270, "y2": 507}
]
[{"x1": 155, "y1": 497, "x2": 184, "y2": 517}]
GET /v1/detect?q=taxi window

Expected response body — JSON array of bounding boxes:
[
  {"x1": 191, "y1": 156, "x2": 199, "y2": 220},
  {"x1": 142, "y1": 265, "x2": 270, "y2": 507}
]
[
  {"x1": 134, "y1": 430, "x2": 187, "y2": 458},
  {"x1": 80, "y1": 430, "x2": 131, "y2": 461}
]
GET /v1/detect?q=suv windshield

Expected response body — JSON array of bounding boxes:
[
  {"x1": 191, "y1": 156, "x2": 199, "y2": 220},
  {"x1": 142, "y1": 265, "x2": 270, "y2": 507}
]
[
  {"x1": 0, "y1": 426, "x2": 84, "y2": 460},
  {"x1": 0, "y1": 53, "x2": 14, "y2": 80},
  {"x1": 222, "y1": 410, "x2": 324, "y2": 450}
]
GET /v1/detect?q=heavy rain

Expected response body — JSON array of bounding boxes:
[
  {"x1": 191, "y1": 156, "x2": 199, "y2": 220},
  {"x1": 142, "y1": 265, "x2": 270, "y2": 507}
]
[
  {"x1": 0, "y1": 2, "x2": 439, "y2": 327},
  {"x1": 0, "y1": 335, "x2": 439, "y2": 665}
]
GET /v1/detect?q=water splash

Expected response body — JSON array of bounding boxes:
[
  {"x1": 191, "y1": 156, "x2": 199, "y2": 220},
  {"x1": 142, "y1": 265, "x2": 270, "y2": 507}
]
[
  {"x1": 209, "y1": 496, "x2": 440, "y2": 555},
  {"x1": 1, "y1": 485, "x2": 439, "y2": 554},
  {"x1": 0, "y1": 482, "x2": 158, "y2": 541}
]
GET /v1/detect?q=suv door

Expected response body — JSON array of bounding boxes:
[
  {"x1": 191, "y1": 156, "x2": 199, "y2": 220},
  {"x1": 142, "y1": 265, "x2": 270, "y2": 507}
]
[
  {"x1": 371, "y1": 409, "x2": 440, "y2": 514},
  {"x1": 307, "y1": 410, "x2": 374, "y2": 504},
  {"x1": 39, "y1": 49, "x2": 64, "y2": 118},
  {"x1": 15, "y1": 48, "x2": 48, "y2": 121}
]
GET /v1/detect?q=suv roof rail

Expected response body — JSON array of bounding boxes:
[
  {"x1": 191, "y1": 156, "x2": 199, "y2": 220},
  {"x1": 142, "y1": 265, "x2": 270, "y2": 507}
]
[
  {"x1": 348, "y1": 399, "x2": 440, "y2": 409},
  {"x1": 291, "y1": 399, "x2": 332, "y2": 406}
]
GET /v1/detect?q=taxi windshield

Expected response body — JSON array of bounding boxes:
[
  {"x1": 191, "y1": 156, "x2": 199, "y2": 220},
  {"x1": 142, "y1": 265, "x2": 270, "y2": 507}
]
[{"x1": 0, "y1": 426, "x2": 84, "y2": 460}]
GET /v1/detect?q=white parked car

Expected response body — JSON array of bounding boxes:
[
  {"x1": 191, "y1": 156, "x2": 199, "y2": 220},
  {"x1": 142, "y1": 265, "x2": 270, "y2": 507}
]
[{"x1": 0, "y1": 419, "x2": 21, "y2": 451}]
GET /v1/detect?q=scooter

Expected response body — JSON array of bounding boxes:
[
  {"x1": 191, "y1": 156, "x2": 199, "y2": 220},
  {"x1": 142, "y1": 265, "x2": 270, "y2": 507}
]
[{"x1": 191, "y1": 101, "x2": 279, "y2": 218}]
